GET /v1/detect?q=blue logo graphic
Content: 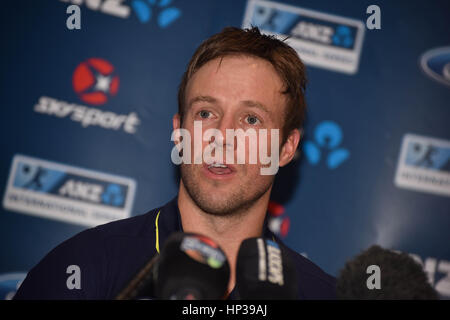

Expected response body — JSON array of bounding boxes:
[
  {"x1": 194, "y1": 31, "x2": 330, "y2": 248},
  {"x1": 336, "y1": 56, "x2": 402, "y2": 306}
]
[
  {"x1": 420, "y1": 47, "x2": 450, "y2": 87},
  {"x1": 132, "y1": 0, "x2": 181, "y2": 27},
  {"x1": 405, "y1": 142, "x2": 450, "y2": 173},
  {"x1": 249, "y1": 5, "x2": 357, "y2": 50},
  {"x1": 101, "y1": 183, "x2": 125, "y2": 207},
  {"x1": 251, "y1": 5, "x2": 299, "y2": 33},
  {"x1": 332, "y1": 25, "x2": 354, "y2": 48},
  {"x1": 0, "y1": 273, "x2": 27, "y2": 300},
  {"x1": 303, "y1": 121, "x2": 350, "y2": 169},
  {"x1": 11, "y1": 160, "x2": 128, "y2": 208},
  {"x1": 13, "y1": 163, "x2": 65, "y2": 192}
]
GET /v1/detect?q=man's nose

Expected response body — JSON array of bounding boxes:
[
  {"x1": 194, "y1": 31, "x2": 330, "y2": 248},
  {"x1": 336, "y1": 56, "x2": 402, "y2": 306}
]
[{"x1": 210, "y1": 114, "x2": 235, "y2": 150}]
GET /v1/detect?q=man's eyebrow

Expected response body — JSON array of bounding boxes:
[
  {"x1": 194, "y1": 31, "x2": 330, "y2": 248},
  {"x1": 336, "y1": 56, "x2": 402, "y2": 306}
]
[
  {"x1": 188, "y1": 96, "x2": 270, "y2": 115},
  {"x1": 188, "y1": 96, "x2": 218, "y2": 108},
  {"x1": 241, "y1": 100, "x2": 270, "y2": 114}
]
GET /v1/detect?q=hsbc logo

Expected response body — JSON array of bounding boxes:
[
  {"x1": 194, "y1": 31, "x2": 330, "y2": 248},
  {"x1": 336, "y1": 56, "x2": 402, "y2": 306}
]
[{"x1": 34, "y1": 57, "x2": 140, "y2": 134}]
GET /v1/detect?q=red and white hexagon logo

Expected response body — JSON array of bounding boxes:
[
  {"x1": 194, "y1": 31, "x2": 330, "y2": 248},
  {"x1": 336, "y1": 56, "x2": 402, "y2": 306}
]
[
  {"x1": 268, "y1": 201, "x2": 290, "y2": 238},
  {"x1": 72, "y1": 58, "x2": 119, "y2": 106}
]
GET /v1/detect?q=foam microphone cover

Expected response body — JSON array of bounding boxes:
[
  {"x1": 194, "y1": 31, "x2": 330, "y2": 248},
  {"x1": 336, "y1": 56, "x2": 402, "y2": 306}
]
[
  {"x1": 236, "y1": 237, "x2": 298, "y2": 299},
  {"x1": 336, "y1": 245, "x2": 439, "y2": 299},
  {"x1": 154, "y1": 232, "x2": 230, "y2": 300}
]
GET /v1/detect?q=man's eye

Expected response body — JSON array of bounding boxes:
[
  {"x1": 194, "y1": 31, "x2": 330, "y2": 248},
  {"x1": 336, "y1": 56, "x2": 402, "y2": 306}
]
[
  {"x1": 199, "y1": 110, "x2": 211, "y2": 119},
  {"x1": 245, "y1": 115, "x2": 260, "y2": 125}
]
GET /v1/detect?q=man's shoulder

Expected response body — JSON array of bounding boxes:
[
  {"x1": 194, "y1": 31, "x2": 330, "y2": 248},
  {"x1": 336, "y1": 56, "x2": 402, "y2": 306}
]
[
  {"x1": 280, "y1": 241, "x2": 336, "y2": 299},
  {"x1": 14, "y1": 206, "x2": 163, "y2": 300},
  {"x1": 44, "y1": 205, "x2": 161, "y2": 255},
  {"x1": 92, "y1": 206, "x2": 160, "y2": 239}
]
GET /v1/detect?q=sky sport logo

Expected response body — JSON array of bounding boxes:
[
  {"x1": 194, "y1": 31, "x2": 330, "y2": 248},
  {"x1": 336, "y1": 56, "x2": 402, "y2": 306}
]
[
  {"x1": 267, "y1": 201, "x2": 290, "y2": 238},
  {"x1": 72, "y1": 58, "x2": 119, "y2": 106},
  {"x1": 34, "y1": 57, "x2": 140, "y2": 134}
]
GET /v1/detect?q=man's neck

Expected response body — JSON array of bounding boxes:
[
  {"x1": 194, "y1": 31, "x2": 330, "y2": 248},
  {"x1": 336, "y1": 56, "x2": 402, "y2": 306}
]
[{"x1": 177, "y1": 180, "x2": 271, "y2": 296}]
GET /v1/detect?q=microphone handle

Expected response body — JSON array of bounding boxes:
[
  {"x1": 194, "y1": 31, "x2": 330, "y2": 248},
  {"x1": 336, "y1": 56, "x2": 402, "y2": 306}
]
[{"x1": 115, "y1": 254, "x2": 159, "y2": 300}]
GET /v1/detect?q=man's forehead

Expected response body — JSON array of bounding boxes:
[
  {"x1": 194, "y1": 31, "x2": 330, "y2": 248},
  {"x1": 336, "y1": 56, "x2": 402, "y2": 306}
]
[
  {"x1": 198, "y1": 55, "x2": 279, "y2": 77},
  {"x1": 185, "y1": 56, "x2": 287, "y2": 108}
]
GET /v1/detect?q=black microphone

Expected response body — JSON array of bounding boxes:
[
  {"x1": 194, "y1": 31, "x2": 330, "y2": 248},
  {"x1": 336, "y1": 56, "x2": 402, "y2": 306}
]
[
  {"x1": 235, "y1": 237, "x2": 298, "y2": 299},
  {"x1": 116, "y1": 232, "x2": 230, "y2": 300},
  {"x1": 153, "y1": 232, "x2": 230, "y2": 300},
  {"x1": 115, "y1": 252, "x2": 159, "y2": 300},
  {"x1": 336, "y1": 245, "x2": 439, "y2": 299}
]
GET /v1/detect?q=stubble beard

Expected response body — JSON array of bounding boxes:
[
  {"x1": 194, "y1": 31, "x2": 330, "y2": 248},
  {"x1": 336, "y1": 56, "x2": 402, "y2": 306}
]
[{"x1": 180, "y1": 164, "x2": 274, "y2": 217}]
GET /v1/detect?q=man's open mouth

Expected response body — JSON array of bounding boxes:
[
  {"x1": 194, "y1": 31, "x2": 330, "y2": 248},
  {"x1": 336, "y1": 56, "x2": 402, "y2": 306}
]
[{"x1": 204, "y1": 162, "x2": 235, "y2": 176}]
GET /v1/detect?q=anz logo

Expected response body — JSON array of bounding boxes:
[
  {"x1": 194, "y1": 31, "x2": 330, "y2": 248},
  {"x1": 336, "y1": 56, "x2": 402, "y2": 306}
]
[
  {"x1": 59, "y1": 180, "x2": 125, "y2": 207},
  {"x1": 303, "y1": 121, "x2": 350, "y2": 170},
  {"x1": 292, "y1": 22, "x2": 355, "y2": 49},
  {"x1": 12, "y1": 160, "x2": 128, "y2": 209},
  {"x1": 132, "y1": 0, "x2": 181, "y2": 27},
  {"x1": 60, "y1": 0, "x2": 182, "y2": 28}
]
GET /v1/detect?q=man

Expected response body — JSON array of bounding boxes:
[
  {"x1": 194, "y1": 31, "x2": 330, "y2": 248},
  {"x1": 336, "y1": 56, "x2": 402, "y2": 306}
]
[{"x1": 14, "y1": 27, "x2": 335, "y2": 299}]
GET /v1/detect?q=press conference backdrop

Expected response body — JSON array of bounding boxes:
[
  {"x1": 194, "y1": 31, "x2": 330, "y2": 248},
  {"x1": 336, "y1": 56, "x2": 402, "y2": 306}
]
[{"x1": 1, "y1": 0, "x2": 449, "y2": 299}]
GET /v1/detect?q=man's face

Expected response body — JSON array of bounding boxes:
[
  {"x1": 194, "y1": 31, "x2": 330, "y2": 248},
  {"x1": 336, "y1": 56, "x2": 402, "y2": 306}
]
[{"x1": 175, "y1": 55, "x2": 298, "y2": 216}]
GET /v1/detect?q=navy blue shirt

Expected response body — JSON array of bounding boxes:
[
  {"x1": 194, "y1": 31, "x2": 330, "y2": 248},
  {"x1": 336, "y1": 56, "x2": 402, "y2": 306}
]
[{"x1": 14, "y1": 197, "x2": 336, "y2": 299}]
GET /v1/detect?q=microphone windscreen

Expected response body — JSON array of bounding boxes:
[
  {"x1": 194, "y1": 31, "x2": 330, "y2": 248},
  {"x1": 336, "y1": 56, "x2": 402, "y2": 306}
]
[
  {"x1": 154, "y1": 232, "x2": 230, "y2": 300},
  {"x1": 236, "y1": 237, "x2": 298, "y2": 299},
  {"x1": 336, "y1": 245, "x2": 439, "y2": 299}
]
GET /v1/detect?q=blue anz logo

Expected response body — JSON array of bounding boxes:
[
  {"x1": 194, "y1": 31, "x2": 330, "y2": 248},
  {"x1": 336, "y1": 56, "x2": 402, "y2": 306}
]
[
  {"x1": 420, "y1": 47, "x2": 450, "y2": 87},
  {"x1": 404, "y1": 141, "x2": 450, "y2": 172},
  {"x1": 101, "y1": 183, "x2": 125, "y2": 206},
  {"x1": 3, "y1": 155, "x2": 137, "y2": 227},
  {"x1": 132, "y1": 0, "x2": 181, "y2": 27},
  {"x1": 59, "y1": 0, "x2": 181, "y2": 28},
  {"x1": 332, "y1": 25, "x2": 354, "y2": 48},
  {"x1": 395, "y1": 134, "x2": 450, "y2": 197},
  {"x1": 243, "y1": 0, "x2": 365, "y2": 74},
  {"x1": 12, "y1": 163, "x2": 127, "y2": 208},
  {"x1": 303, "y1": 121, "x2": 350, "y2": 170}
]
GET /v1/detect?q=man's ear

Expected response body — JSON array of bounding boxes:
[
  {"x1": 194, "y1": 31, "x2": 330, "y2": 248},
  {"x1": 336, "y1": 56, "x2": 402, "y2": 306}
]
[
  {"x1": 279, "y1": 129, "x2": 301, "y2": 167},
  {"x1": 173, "y1": 113, "x2": 181, "y2": 131},
  {"x1": 172, "y1": 113, "x2": 183, "y2": 152}
]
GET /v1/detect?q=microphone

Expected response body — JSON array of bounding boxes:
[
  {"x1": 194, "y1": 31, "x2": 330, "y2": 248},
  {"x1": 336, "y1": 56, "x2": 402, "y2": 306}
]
[
  {"x1": 115, "y1": 253, "x2": 159, "y2": 300},
  {"x1": 336, "y1": 245, "x2": 439, "y2": 299},
  {"x1": 116, "y1": 232, "x2": 230, "y2": 300},
  {"x1": 235, "y1": 237, "x2": 298, "y2": 299},
  {"x1": 154, "y1": 232, "x2": 230, "y2": 300}
]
